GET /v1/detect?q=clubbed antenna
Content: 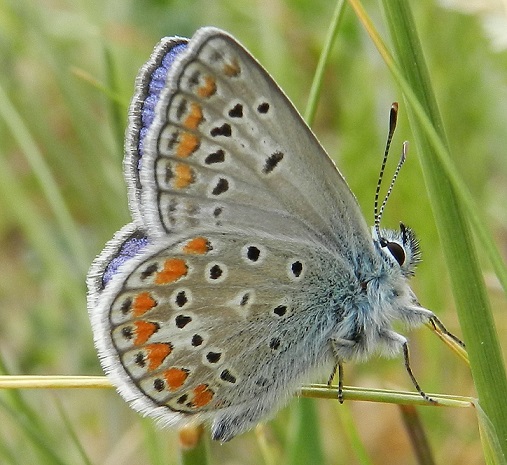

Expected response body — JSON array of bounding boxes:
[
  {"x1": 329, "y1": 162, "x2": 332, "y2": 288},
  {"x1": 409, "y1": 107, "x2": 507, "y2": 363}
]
[{"x1": 374, "y1": 102, "x2": 399, "y2": 245}]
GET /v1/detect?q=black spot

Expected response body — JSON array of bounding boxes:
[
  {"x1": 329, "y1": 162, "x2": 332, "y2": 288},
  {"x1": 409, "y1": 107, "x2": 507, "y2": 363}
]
[
  {"x1": 263, "y1": 151, "x2": 284, "y2": 174},
  {"x1": 191, "y1": 334, "x2": 203, "y2": 347},
  {"x1": 168, "y1": 198, "x2": 178, "y2": 212},
  {"x1": 213, "y1": 207, "x2": 223, "y2": 217},
  {"x1": 273, "y1": 305, "x2": 287, "y2": 317},
  {"x1": 220, "y1": 369, "x2": 237, "y2": 384},
  {"x1": 228, "y1": 103, "x2": 243, "y2": 118},
  {"x1": 141, "y1": 263, "x2": 158, "y2": 280},
  {"x1": 134, "y1": 352, "x2": 145, "y2": 367},
  {"x1": 240, "y1": 293, "x2": 250, "y2": 306},
  {"x1": 120, "y1": 297, "x2": 132, "y2": 314},
  {"x1": 246, "y1": 246, "x2": 261, "y2": 262},
  {"x1": 166, "y1": 130, "x2": 179, "y2": 150},
  {"x1": 177, "y1": 394, "x2": 188, "y2": 404},
  {"x1": 205, "y1": 149, "x2": 225, "y2": 164},
  {"x1": 291, "y1": 260, "x2": 303, "y2": 277},
  {"x1": 211, "y1": 178, "x2": 229, "y2": 195},
  {"x1": 209, "y1": 264, "x2": 223, "y2": 279},
  {"x1": 122, "y1": 326, "x2": 133, "y2": 340},
  {"x1": 164, "y1": 164, "x2": 173, "y2": 184},
  {"x1": 175, "y1": 291, "x2": 188, "y2": 307},
  {"x1": 175, "y1": 315, "x2": 192, "y2": 329},
  {"x1": 176, "y1": 98, "x2": 187, "y2": 120},
  {"x1": 189, "y1": 70, "x2": 200, "y2": 87},
  {"x1": 206, "y1": 351, "x2": 222, "y2": 363},
  {"x1": 210, "y1": 50, "x2": 223, "y2": 62},
  {"x1": 270, "y1": 338, "x2": 281, "y2": 350},
  {"x1": 210, "y1": 123, "x2": 232, "y2": 137},
  {"x1": 153, "y1": 378, "x2": 165, "y2": 392},
  {"x1": 257, "y1": 102, "x2": 270, "y2": 113}
]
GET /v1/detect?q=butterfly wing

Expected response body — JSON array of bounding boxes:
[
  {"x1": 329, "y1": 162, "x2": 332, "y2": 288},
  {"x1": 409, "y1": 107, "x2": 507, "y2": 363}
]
[
  {"x1": 139, "y1": 28, "x2": 374, "y2": 259},
  {"x1": 124, "y1": 37, "x2": 189, "y2": 224},
  {"x1": 91, "y1": 228, "x2": 351, "y2": 441},
  {"x1": 88, "y1": 39, "x2": 189, "y2": 308},
  {"x1": 89, "y1": 27, "x2": 382, "y2": 441}
]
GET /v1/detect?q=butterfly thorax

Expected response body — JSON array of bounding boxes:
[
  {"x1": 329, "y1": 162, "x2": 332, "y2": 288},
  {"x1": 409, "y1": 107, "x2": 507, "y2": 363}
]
[{"x1": 328, "y1": 224, "x2": 424, "y2": 362}]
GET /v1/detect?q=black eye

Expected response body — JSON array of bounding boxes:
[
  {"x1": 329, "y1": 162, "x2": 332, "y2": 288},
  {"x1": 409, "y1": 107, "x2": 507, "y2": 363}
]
[{"x1": 386, "y1": 241, "x2": 405, "y2": 266}]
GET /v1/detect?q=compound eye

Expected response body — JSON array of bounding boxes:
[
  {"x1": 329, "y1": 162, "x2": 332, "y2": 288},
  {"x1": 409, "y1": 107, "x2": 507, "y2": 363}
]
[{"x1": 386, "y1": 241, "x2": 405, "y2": 266}]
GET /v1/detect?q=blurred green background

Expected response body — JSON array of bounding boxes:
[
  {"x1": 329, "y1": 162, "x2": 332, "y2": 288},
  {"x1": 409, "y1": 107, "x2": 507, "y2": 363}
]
[{"x1": 0, "y1": 0, "x2": 505, "y2": 463}]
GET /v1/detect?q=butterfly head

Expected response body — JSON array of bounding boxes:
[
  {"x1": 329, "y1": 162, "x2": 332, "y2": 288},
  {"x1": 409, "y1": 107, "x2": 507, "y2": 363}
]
[{"x1": 374, "y1": 222, "x2": 421, "y2": 278}]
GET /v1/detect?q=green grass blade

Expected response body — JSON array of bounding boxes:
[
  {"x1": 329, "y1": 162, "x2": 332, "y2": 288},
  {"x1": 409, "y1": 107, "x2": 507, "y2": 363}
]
[
  {"x1": 0, "y1": 82, "x2": 88, "y2": 271},
  {"x1": 335, "y1": 403, "x2": 375, "y2": 465},
  {"x1": 476, "y1": 401, "x2": 507, "y2": 465},
  {"x1": 102, "y1": 42, "x2": 127, "y2": 150},
  {"x1": 304, "y1": 0, "x2": 347, "y2": 126},
  {"x1": 377, "y1": 0, "x2": 507, "y2": 458},
  {"x1": 55, "y1": 400, "x2": 94, "y2": 465},
  {"x1": 286, "y1": 399, "x2": 325, "y2": 465},
  {"x1": 0, "y1": 399, "x2": 67, "y2": 465}
]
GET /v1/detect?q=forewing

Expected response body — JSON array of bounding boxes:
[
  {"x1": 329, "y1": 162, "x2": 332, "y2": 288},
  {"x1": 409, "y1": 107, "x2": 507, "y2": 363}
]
[{"x1": 140, "y1": 27, "x2": 373, "y2": 256}]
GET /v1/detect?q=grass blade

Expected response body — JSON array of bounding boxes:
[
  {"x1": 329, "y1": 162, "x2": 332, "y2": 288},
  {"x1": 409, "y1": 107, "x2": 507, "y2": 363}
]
[{"x1": 371, "y1": 0, "x2": 507, "y2": 458}]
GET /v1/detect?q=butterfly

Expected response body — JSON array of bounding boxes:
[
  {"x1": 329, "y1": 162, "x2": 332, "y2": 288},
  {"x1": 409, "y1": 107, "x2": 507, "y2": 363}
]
[{"x1": 87, "y1": 27, "x2": 462, "y2": 442}]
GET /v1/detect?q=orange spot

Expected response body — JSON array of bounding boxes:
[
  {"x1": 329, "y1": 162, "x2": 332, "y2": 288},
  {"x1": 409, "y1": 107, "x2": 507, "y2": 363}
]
[
  {"x1": 197, "y1": 75, "x2": 216, "y2": 98},
  {"x1": 164, "y1": 367, "x2": 189, "y2": 390},
  {"x1": 192, "y1": 384, "x2": 214, "y2": 408},
  {"x1": 176, "y1": 132, "x2": 200, "y2": 158},
  {"x1": 155, "y1": 258, "x2": 188, "y2": 284},
  {"x1": 183, "y1": 103, "x2": 203, "y2": 130},
  {"x1": 133, "y1": 321, "x2": 159, "y2": 346},
  {"x1": 223, "y1": 58, "x2": 240, "y2": 77},
  {"x1": 132, "y1": 292, "x2": 157, "y2": 317},
  {"x1": 146, "y1": 343, "x2": 172, "y2": 371},
  {"x1": 183, "y1": 237, "x2": 211, "y2": 255},
  {"x1": 173, "y1": 163, "x2": 194, "y2": 189}
]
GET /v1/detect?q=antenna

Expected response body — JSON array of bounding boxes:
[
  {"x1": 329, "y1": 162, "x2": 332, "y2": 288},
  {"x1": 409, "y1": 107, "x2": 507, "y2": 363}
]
[
  {"x1": 374, "y1": 103, "x2": 408, "y2": 246},
  {"x1": 378, "y1": 141, "x2": 408, "y2": 229}
]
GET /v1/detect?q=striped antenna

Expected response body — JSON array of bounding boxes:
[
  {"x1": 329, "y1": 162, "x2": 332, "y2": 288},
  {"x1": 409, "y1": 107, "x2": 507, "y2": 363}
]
[{"x1": 374, "y1": 103, "x2": 407, "y2": 245}]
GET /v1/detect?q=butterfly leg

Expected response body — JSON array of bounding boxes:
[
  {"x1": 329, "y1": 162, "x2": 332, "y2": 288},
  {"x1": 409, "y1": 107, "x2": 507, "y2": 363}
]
[
  {"x1": 327, "y1": 361, "x2": 345, "y2": 403},
  {"x1": 330, "y1": 338, "x2": 353, "y2": 403},
  {"x1": 338, "y1": 362, "x2": 344, "y2": 403},
  {"x1": 327, "y1": 362, "x2": 338, "y2": 386},
  {"x1": 378, "y1": 329, "x2": 437, "y2": 404},
  {"x1": 402, "y1": 341, "x2": 437, "y2": 404}
]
